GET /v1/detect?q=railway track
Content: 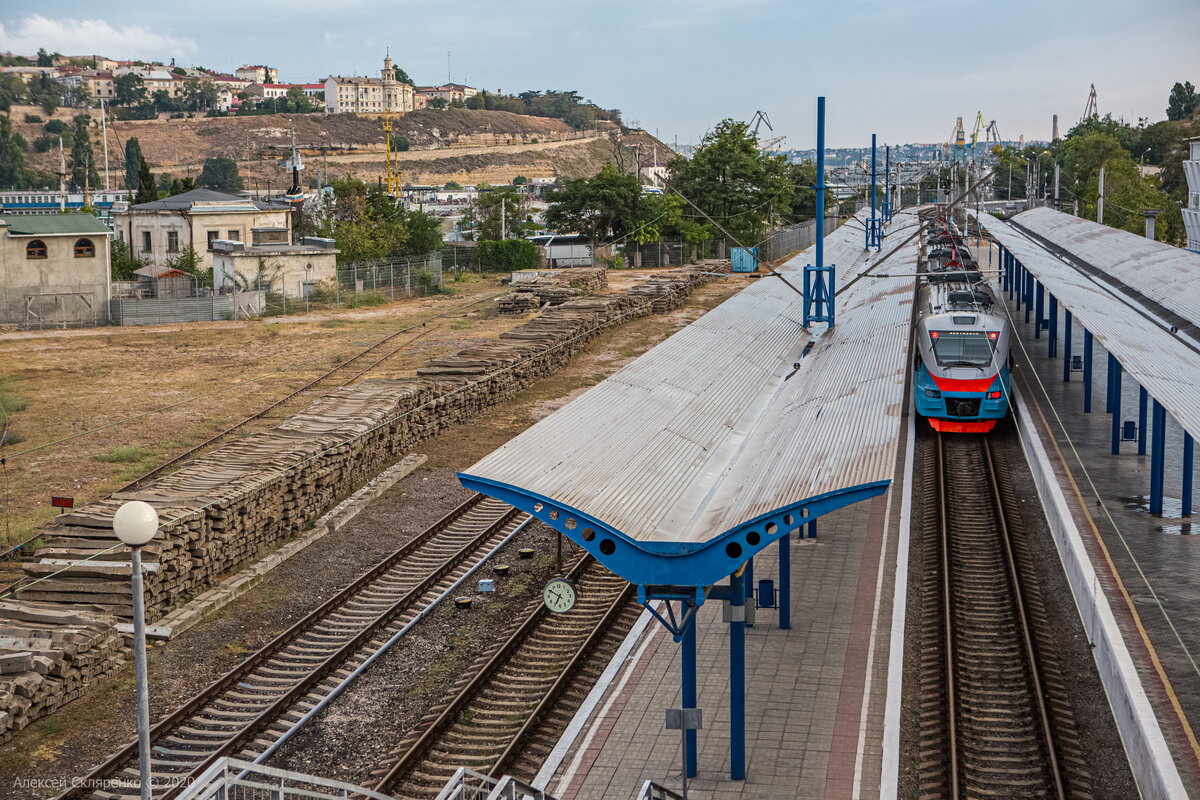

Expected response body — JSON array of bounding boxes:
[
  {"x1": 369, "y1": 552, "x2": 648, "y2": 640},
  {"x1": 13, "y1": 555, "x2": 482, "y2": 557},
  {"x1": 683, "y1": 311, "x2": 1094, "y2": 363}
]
[
  {"x1": 915, "y1": 431, "x2": 1091, "y2": 799},
  {"x1": 60, "y1": 494, "x2": 526, "y2": 800},
  {"x1": 374, "y1": 556, "x2": 639, "y2": 798}
]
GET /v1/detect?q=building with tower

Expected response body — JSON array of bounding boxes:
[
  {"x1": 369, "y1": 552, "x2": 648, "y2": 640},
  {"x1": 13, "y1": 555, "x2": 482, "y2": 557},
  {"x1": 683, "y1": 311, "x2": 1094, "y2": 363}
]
[
  {"x1": 1184, "y1": 137, "x2": 1200, "y2": 252},
  {"x1": 322, "y1": 52, "x2": 414, "y2": 114}
]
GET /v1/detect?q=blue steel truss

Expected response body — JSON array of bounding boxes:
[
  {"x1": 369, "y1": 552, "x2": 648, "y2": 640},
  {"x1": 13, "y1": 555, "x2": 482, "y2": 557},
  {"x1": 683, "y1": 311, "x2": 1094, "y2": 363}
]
[
  {"x1": 457, "y1": 474, "x2": 890, "y2": 589},
  {"x1": 803, "y1": 263, "x2": 836, "y2": 327}
]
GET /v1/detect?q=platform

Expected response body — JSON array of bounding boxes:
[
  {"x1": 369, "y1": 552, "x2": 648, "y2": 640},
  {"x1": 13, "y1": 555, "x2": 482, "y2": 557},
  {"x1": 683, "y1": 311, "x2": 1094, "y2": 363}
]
[
  {"x1": 536, "y1": 419, "x2": 912, "y2": 799},
  {"x1": 1002, "y1": 275, "x2": 1200, "y2": 795}
]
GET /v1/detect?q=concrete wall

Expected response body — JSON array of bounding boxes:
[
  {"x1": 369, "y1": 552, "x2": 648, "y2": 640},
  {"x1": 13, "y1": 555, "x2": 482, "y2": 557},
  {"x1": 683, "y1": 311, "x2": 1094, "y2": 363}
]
[
  {"x1": 213, "y1": 249, "x2": 336, "y2": 298},
  {"x1": 0, "y1": 233, "x2": 111, "y2": 326}
]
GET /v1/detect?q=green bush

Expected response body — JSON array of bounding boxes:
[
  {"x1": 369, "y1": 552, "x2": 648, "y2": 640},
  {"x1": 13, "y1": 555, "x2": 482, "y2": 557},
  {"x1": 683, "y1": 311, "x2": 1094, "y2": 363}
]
[
  {"x1": 346, "y1": 290, "x2": 387, "y2": 308},
  {"x1": 43, "y1": 119, "x2": 68, "y2": 135},
  {"x1": 476, "y1": 239, "x2": 540, "y2": 272},
  {"x1": 23, "y1": 113, "x2": 41, "y2": 123}
]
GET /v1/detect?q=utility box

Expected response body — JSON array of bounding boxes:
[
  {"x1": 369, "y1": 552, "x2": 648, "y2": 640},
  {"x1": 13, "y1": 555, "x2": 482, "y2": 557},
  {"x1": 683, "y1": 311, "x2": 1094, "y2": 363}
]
[{"x1": 731, "y1": 247, "x2": 759, "y2": 273}]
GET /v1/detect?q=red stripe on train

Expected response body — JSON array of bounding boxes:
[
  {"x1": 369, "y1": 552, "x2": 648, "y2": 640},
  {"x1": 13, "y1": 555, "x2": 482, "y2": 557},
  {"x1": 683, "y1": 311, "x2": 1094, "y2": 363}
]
[
  {"x1": 929, "y1": 373, "x2": 997, "y2": 393},
  {"x1": 928, "y1": 419, "x2": 998, "y2": 433}
]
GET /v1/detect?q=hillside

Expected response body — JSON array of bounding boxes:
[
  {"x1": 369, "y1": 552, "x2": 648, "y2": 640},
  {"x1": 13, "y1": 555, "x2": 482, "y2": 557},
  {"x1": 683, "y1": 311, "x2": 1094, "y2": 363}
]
[{"x1": 11, "y1": 106, "x2": 669, "y2": 188}]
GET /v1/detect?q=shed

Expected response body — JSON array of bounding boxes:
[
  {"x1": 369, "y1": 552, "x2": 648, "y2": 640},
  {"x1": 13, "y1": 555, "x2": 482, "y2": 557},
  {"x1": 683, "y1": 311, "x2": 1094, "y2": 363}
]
[{"x1": 132, "y1": 265, "x2": 194, "y2": 299}]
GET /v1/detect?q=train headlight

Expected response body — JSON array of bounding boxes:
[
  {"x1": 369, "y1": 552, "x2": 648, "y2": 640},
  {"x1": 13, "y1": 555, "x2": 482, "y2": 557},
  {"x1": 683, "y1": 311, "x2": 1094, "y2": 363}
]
[
  {"x1": 924, "y1": 388, "x2": 941, "y2": 398},
  {"x1": 988, "y1": 390, "x2": 1002, "y2": 399}
]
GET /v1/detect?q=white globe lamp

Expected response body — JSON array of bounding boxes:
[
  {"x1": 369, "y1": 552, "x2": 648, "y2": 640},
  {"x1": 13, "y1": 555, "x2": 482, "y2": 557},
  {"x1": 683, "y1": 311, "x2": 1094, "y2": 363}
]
[{"x1": 113, "y1": 501, "x2": 159, "y2": 547}]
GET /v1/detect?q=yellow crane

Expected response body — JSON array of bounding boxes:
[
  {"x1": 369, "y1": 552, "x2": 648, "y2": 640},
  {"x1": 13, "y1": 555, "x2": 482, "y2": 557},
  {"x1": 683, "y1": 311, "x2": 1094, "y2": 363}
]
[
  {"x1": 382, "y1": 104, "x2": 401, "y2": 196},
  {"x1": 969, "y1": 111, "x2": 985, "y2": 150}
]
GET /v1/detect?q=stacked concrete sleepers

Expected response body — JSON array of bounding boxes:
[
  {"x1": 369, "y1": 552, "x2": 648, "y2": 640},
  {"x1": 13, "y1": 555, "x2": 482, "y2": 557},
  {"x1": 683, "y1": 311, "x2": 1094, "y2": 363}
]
[
  {"x1": 0, "y1": 600, "x2": 124, "y2": 742},
  {"x1": 626, "y1": 260, "x2": 728, "y2": 313},
  {"x1": 0, "y1": 270, "x2": 716, "y2": 740}
]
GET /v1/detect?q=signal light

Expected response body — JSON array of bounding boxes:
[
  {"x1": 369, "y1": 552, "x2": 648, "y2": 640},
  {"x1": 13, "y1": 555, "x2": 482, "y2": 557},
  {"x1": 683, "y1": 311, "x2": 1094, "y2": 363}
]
[
  {"x1": 930, "y1": 331, "x2": 939, "y2": 339},
  {"x1": 988, "y1": 391, "x2": 1002, "y2": 399},
  {"x1": 988, "y1": 331, "x2": 999, "y2": 340}
]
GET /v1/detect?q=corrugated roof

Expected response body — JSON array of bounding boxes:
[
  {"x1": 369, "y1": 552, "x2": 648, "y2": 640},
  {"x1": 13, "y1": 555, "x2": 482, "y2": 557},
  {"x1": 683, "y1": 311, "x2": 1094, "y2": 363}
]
[
  {"x1": 1010, "y1": 207, "x2": 1200, "y2": 329},
  {"x1": 462, "y1": 209, "x2": 918, "y2": 547},
  {"x1": 0, "y1": 214, "x2": 112, "y2": 236},
  {"x1": 974, "y1": 211, "x2": 1200, "y2": 440},
  {"x1": 128, "y1": 189, "x2": 268, "y2": 212}
]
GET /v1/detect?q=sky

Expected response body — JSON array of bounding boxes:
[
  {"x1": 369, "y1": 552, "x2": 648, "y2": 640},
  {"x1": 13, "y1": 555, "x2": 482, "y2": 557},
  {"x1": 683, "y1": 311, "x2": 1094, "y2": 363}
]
[{"x1": 2, "y1": 0, "x2": 1198, "y2": 149}]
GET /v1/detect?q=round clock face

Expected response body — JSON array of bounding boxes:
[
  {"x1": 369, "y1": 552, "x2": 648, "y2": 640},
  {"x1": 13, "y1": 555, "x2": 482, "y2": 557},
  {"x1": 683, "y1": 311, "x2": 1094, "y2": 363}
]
[{"x1": 543, "y1": 577, "x2": 577, "y2": 613}]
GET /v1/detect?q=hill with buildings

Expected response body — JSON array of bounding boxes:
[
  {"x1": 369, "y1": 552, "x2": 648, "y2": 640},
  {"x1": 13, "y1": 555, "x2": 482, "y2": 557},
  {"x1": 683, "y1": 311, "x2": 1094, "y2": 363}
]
[{"x1": 7, "y1": 106, "x2": 661, "y2": 189}]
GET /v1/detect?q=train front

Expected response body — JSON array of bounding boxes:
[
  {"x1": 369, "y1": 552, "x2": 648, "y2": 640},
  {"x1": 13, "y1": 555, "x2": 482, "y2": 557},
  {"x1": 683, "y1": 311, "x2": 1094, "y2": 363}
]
[{"x1": 914, "y1": 309, "x2": 1011, "y2": 433}]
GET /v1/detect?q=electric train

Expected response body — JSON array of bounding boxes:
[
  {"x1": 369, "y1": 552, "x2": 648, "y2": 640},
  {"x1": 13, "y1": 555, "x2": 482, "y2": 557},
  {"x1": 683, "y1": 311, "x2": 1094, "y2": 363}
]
[{"x1": 912, "y1": 218, "x2": 1012, "y2": 433}]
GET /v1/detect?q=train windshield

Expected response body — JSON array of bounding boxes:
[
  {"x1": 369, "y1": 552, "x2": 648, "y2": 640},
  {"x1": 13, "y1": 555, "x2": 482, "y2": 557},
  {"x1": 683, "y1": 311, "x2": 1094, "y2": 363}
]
[{"x1": 930, "y1": 330, "x2": 994, "y2": 367}]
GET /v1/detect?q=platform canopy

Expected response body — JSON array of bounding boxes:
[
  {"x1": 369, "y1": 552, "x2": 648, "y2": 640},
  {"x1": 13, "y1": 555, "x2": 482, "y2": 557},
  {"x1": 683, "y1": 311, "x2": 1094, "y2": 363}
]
[
  {"x1": 974, "y1": 210, "x2": 1200, "y2": 440},
  {"x1": 461, "y1": 210, "x2": 920, "y2": 589}
]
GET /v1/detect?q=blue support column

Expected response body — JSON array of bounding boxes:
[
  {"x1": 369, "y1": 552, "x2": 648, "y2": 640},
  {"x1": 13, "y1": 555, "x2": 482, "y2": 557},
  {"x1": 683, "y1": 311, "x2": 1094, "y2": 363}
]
[
  {"x1": 1007, "y1": 253, "x2": 1015, "y2": 299},
  {"x1": 1024, "y1": 272, "x2": 1033, "y2": 324},
  {"x1": 681, "y1": 604, "x2": 698, "y2": 778},
  {"x1": 882, "y1": 145, "x2": 892, "y2": 222},
  {"x1": 806, "y1": 519, "x2": 818, "y2": 539},
  {"x1": 865, "y1": 134, "x2": 881, "y2": 250},
  {"x1": 1083, "y1": 330, "x2": 1094, "y2": 413},
  {"x1": 1138, "y1": 386, "x2": 1148, "y2": 456},
  {"x1": 1063, "y1": 310, "x2": 1072, "y2": 382},
  {"x1": 1184, "y1": 434, "x2": 1195, "y2": 518},
  {"x1": 1107, "y1": 353, "x2": 1118, "y2": 414},
  {"x1": 803, "y1": 97, "x2": 835, "y2": 328},
  {"x1": 1048, "y1": 295, "x2": 1058, "y2": 357},
  {"x1": 1035, "y1": 281, "x2": 1044, "y2": 338},
  {"x1": 729, "y1": 568, "x2": 747, "y2": 781},
  {"x1": 1110, "y1": 358, "x2": 1122, "y2": 455},
  {"x1": 1151, "y1": 400, "x2": 1166, "y2": 516},
  {"x1": 1014, "y1": 260, "x2": 1022, "y2": 308},
  {"x1": 744, "y1": 558, "x2": 754, "y2": 600},
  {"x1": 778, "y1": 535, "x2": 791, "y2": 630}
]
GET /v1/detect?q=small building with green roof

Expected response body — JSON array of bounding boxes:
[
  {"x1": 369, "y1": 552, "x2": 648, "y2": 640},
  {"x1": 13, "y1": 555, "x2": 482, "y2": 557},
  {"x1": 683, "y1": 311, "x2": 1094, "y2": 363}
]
[{"x1": 0, "y1": 213, "x2": 113, "y2": 327}]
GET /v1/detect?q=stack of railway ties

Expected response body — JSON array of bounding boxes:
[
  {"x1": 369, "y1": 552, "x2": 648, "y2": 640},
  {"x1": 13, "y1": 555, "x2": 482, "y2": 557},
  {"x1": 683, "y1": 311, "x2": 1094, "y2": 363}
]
[{"x1": 913, "y1": 215, "x2": 1014, "y2": 433}]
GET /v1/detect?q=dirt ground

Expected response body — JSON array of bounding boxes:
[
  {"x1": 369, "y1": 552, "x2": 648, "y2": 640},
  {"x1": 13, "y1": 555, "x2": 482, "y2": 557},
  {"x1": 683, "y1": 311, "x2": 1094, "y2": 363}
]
[
  {"x1": 0, "y1": 272, "x2": 747, "y2": 797},
  {"x1": 0, "y1": 273, "x2": 520, "y2": 548}
]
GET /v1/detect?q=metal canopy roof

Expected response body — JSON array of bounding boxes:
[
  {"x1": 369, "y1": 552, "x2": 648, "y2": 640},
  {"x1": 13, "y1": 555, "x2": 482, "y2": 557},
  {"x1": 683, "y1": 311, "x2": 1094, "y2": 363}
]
[
  {"x1": 0, "y1": 214, "x2": 112, "y2": 236},
  {"x1": 461, "y1": 209, "x2": 918, "y2": 588},
  {"x1": 974, "y1": 211, "x2": 1200, "y2": 440},
  {"x1": 1011, "y1": 207, "x2": 1200, "y2": 330}
]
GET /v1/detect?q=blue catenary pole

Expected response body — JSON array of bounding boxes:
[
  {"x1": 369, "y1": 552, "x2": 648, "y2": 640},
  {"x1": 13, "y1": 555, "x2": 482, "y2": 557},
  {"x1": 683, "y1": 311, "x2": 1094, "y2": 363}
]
[
  {"x1": 1048, "y1": 294, "x2": 1058, "y2": 357},
  {"x1": 816, "y1": 97, "x2": 825, "y2": 273},
  {"x1": 884, "y1": 144, "x2": 891, "y2": 221},
  {"x1": 1034, "y1": 280, "x2": 1044, "y2": 337},
  {"x1": 1083, "y1": 330, "x2": 1094, "y2": 413},
  {"x1": 729, "y1": 568, "x2": 746, "y2": 781},
  {"x1": 1107, "y1": 353, "x2": 1118, "y2": 414},
  {"x1": 1151, "y1": 400, "x2": 1166, "y2": 515}
]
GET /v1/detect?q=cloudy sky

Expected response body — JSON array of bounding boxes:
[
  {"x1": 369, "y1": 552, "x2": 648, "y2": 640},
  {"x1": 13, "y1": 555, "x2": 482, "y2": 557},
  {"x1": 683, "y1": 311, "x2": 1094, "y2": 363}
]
[{"x1": 3, "y1": 1, "x2": 1197, "y2": 148}]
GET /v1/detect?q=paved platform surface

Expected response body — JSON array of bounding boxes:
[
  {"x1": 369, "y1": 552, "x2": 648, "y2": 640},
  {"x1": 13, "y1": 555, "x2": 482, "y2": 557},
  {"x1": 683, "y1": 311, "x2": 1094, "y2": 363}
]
[
  {"x1": 543, "y1": 432, "x2": 909, "y2": 800},
  {"x1": 991, "y1": 244, "x2": 1200, "y2": 795}
]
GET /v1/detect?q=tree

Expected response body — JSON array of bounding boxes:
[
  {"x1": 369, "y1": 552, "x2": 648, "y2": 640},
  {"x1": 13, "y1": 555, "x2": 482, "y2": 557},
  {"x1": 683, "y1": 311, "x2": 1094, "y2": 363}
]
[
  {"x1": 29, "y1": 73, "x2": 59, "y2": 114},
  {"x1": 114, "y1": 73, "x2": 147, "y2": 106},
  {"x1": 197, "y1": 156, "x2": 243, "y2": 191},
  {"x1": 36, "y1": 48, "x2": 52, "y2": 68},
  {"x1": 134, "y1": 157, "x2": 158, "y2": 204},
  {"x1": 666, "y1": 118, "x2": 793, "y2": 243},
  {"x1": 182, "y1": 79, "x2": 219, "y2": 112},
  {"x1": 285, "y1": 85, "x2": 313, "y2": 113},
  {"x1": 465, "y1": 94, "x2": 483, "y2": 110},
  {"x1": 124, "y1": 137, "x2": 143, "y2": 190},
  {"x1": 512, "y1": 175, "x2": 528, "y2": 185},
  {"x1": 318, "y1": 176, "x2": 443, "y2": 261},
  {"x1": 427, "y1": 97, "x2": 447, "y2": 110},
  {"x1": 392, "y1": 66, "x2": 413, "y2": 85},
  {"x1": 69, "y1": 115, "x2": 99, "y2": 191},
  {"x1": 1166, "y1": 81, "x2": 1199, "y2": 122},
  {"x1": 0, "y1": 116, "x2": 31, "y2": 190},
  {"x1": 463, "y1": 186, "x2": 529, "y2": 241},
  {"x1": 0, "y1": 73, "x2": 26, "y2": 111},
  {"x1": 110, "y1": 239, "x2": 146, "y2": 280},
  {"x1": 169, "y1": 176, "x2": 196, "y2": 195},
  {"x1": 544, "y1": 163, "x2": 645, "y2": 242}
]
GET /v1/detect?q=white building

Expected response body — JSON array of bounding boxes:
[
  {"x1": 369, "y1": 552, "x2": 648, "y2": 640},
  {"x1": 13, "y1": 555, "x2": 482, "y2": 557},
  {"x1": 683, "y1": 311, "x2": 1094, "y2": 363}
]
[
  {"x1": 1184, "y1": 137, "x2": 1200, "y2": 252},
  {"x1": 235, "y1": 65, "x2": 279, "y2": 84},
  {"x1": 211, "y1": 238, "x2": 338, "y2": 298},
  {"x1": 324, "y1": 53, "x2": 413, "y2": 114}
]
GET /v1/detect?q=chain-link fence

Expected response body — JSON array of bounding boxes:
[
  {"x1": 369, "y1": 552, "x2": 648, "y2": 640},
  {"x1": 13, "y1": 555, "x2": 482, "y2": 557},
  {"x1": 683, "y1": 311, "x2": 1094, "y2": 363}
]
[{"x1": 759, "y1": 216, "x2": 842, "y2": 262}]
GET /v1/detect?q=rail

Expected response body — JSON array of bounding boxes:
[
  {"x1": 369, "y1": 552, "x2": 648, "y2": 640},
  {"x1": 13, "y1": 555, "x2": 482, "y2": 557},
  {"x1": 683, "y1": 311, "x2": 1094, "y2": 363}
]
[{"x1": 59, "y1": 495, "x2": 525, "y2": 800}]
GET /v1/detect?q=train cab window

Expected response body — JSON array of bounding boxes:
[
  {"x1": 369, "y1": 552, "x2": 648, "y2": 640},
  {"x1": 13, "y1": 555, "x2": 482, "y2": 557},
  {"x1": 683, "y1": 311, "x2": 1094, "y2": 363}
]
[
  {"x1": 930, "y1": 330, "x2": 994, "y2": 367},
  {"x1": 952, "y1": 315, "x2": 976, "y2": 325},
  {"x1": 74, "y1": 238, "x2": 95, "y2": 258},
  {"x1": 25, "y1": 239, "x2": 47, "y2": 259}
]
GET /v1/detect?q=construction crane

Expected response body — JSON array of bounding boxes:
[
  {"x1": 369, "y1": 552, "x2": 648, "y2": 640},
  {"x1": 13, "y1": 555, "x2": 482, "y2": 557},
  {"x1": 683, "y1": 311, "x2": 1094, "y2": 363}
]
[
  {"x1": 750, "y1": 110, "x2": 772, "y2": 136},
  {"x1": 1082, "y1": 83, "x2": 1098, "y2": 121},
  {"x1": 985, "y1": 120, "x2": 1003, "y2": 155},
  {"x1": 969, "y1": 111, "x2": 985, "y2": 151},
  {"x1": 947, "y1": 116, "x2": 967, "y2": 161}
]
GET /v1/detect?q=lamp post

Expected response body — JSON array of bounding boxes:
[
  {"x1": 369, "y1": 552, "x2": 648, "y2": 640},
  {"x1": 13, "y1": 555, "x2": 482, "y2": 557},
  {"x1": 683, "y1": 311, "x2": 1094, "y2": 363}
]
[{"x1": 113, "y1": 500, "x2": 160, "y2": 800}]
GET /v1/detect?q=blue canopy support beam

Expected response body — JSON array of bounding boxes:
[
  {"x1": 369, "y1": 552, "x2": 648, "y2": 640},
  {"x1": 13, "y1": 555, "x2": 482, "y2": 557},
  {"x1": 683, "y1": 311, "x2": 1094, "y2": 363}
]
[
  {"x1": 1110, "y1": 356, "x2": 1122, "y2": 455},
  {"x1": 681, "y1": 601, "x2": 698, "y2": 778},
  {"x1": 1185, "y1": 433, "x2": 1195, "y2": 519},
  {"x1": 1048, "y1": 294, "x2": 1058, "y2": 358},
  {"x1": 1062, "y1": 310, "x2": 1073, "y2": 382},
  {"x1": 1151, "y1": 400, "x2": 1166, "y2": 516},
  {"x1": 1139, "y1": 386, "x2": 1149, "y2": 456},
  {"x1": 778, "y1": 535, "x2": 791, "y2": 630},
  {"x1": 729, "y1": 568, "x2": 747, "y2": 781},
  {"x1": 1035, "y1": 281, "x2": 1045, "y2": 339},
  {"x1": 1083, "y1": 329, "x2": 1094, "y2": 413}
]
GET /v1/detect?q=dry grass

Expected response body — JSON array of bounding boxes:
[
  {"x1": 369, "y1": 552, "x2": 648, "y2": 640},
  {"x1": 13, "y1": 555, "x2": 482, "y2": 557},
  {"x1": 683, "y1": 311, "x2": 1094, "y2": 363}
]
[{"x1": 0, "y1": 273, "x2": 522, "y2": 546}]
